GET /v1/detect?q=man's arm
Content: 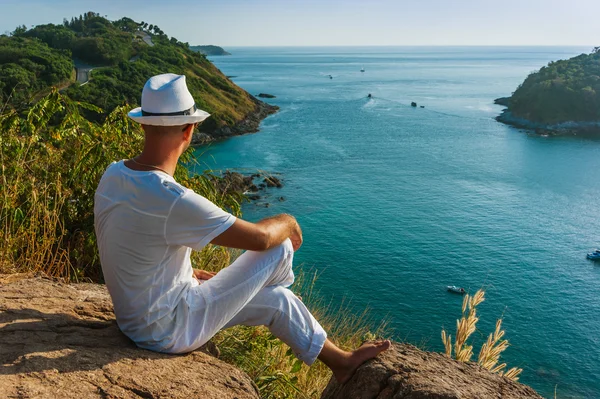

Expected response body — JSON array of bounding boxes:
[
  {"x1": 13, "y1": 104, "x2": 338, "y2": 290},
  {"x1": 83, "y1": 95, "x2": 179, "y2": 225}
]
[{"x1": 210, "y1": 214, "x2": 302, "y2": 251}]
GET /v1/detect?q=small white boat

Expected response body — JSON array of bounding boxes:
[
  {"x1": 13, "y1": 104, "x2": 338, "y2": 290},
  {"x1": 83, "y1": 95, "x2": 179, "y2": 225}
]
[
  {"x1": 447, "y1": 286, "x2": 466, "y2": 294},
  {"x1": 360, "y1": 67, "x2": 365, "y2": 72},
  {"x1": 587, "y1": 250, "x2": 600, "y2": 260}
]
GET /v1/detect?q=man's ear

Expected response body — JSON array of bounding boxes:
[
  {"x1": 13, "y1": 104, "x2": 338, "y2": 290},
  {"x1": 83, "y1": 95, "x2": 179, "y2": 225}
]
[{"x1": 182, "y1": 124, "x2": 194, "y2": 142}]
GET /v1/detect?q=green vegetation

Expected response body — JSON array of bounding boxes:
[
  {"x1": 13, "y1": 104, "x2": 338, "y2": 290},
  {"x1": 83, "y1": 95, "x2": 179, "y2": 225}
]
[
  {"x1": 0, "y1": 36, "x2": 73, "y2": 104},
  {"x1": 1, "y1": 12, "x2": 261, "y2": 133},
  {"x1": 209, "y1": 269, "x2": 388, "y2": 398},
  {"x1": 505, "y1": 48, "x2": 600, "y2": 124},
  {"x1": 0, "y1": 90, "x2": 243, "y2": 281}
]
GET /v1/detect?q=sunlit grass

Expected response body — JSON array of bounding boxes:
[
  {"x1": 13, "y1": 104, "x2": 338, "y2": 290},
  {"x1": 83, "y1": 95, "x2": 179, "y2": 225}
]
[{"x1": 441, "y1": 289, "x2": 522, "y2": 381}]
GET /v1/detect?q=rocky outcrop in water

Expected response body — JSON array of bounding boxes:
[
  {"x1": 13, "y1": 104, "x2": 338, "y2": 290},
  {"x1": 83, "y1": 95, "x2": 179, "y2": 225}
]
[
  {"x1": 189, "y1": 45, "x2": 231, "y2": 56},
  {"x1": 321, "y1": 342, "x2": 543, "y2": 399},
  {"x1": 0, "y1": 276, "x2": 259, "y2": 399},
  {"x1": 209, "y1": 171, "x2": 283, "y2": 203},
  {"x1": 494, "y1": 96, "x2": 511, "y2": 107},
  {"x1": 263, "y1": 176, "x2": 282, "y2": 188}
]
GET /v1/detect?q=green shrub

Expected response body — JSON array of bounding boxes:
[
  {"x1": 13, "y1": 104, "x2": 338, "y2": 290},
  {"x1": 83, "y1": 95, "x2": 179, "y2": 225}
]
[{"x1": 0, "y1": 90, "x2": 242, "y2": 281}]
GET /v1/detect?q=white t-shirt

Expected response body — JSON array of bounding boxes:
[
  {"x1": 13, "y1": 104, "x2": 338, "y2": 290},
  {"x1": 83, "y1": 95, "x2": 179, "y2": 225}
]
[{"x1": 94, "y1": 160, "x2": 236, "y2": 350}]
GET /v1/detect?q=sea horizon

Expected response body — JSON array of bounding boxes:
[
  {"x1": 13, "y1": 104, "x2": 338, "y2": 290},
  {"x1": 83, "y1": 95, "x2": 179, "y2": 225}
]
[{"x1": 210, "y1": 44, "x2": 595, "y2": 50}]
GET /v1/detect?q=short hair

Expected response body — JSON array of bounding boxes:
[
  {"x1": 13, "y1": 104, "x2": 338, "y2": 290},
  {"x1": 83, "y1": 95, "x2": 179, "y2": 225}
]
[{"x1": 141, "y1": 124, "x2": 195, "y2": 135}]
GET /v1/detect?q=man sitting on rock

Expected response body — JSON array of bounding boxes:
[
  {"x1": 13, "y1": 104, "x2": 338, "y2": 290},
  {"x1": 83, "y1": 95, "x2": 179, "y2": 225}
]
[{"x1": 94, "y1": 73, "x2": 390, "y2": 383}]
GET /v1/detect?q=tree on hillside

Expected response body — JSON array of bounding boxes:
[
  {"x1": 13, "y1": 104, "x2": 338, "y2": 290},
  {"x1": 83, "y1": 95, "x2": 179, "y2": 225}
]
[
  {"x1": 11, "y1": 25, "x2": 28, "y2": 36},
  {"x1": 24, "y1": 24, "x2": 75, "y2": 50},
  {"x1": 113, "y1": 17, "x2": 138, "y2": 33}
]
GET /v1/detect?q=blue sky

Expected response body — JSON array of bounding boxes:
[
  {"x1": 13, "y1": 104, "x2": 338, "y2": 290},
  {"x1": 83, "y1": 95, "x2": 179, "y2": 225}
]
[{"x1": 0, "y1": 0, "x2": 598, "y2": 46}]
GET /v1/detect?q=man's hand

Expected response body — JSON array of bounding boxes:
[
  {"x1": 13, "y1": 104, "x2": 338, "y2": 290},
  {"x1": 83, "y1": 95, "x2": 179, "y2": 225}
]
[
  {"x1": 193, "y1": 269, "x2": 216, "y2": 282},
  {"x1": 290, "y1": 220, "x2": 303, "y2": 252}
]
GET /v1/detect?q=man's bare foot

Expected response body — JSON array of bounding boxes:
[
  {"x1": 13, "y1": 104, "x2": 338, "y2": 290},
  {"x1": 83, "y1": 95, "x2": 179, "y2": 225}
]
[{"x1": 331, "y1": 340, "x2": 391, "y2": 384}]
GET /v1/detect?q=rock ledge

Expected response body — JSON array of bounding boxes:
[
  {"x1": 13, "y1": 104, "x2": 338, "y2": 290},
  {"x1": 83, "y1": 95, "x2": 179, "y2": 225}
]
[
  {"x1": 321, "y1": 342, "x2": 543, "y2": 399},
  {"x1": 0, "y1": 276, "x2": 259, "y2": 399}
]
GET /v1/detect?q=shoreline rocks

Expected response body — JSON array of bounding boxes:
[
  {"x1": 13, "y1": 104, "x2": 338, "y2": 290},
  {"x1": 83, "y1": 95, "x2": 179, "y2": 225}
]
[
  {"x1": 257, "y1": 93, "x2": 276, "y2": 98},
  {"x1": 193, "y1": 98, "x2": 279, "y2": 144},
  {"x1": 495, "y1": 97, "x2": 600, "y2": 136},
  {"x1": 212, "y1": 171, "x2": 283, "y2": 203}
]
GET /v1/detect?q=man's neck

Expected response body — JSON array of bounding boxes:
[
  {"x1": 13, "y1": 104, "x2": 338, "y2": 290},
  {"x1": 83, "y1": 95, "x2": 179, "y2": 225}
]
[
  {"x1": 137, "y1": 152, "x2": 179, "y2": 176},
  {"x1": 125, "y1": 150, "x2": 181, "y2": 176}
]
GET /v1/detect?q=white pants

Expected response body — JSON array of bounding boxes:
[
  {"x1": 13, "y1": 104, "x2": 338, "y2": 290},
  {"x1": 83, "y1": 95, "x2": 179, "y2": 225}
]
[{"x1": 172, "y1": 239, "x2": 327, "y2": 365}]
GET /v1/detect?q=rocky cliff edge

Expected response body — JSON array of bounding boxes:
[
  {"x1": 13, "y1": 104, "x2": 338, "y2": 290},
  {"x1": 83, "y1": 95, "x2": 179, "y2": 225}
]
[
  {"x1": 1, "y1": 276, "x2": 543, "y2": 399},
  {"x1": 0, "y1": 276, "x2": 259, "y2": 399},
  {"x1": 321, "y1": 342, "x2": 543, "y2": 399}
]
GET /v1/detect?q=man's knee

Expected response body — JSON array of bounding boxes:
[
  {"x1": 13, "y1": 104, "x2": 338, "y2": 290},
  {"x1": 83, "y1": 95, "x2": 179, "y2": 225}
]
[
  {"x1": 269, "y1": 238, "x2": 293, "y2": 257},
  {"x1": 263, "y1": 238, "x2": 294, "y2": 266},
  {"x1": 249, "y1": 238, "x2": 294, "y2": 287},
  {"x1": 263, "y1": 286, "x2": 299, "y2": 323}
]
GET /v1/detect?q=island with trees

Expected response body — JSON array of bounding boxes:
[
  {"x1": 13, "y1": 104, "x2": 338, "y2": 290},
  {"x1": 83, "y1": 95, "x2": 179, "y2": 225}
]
[
  {"x1": 0, "y1": 12, "x2": 275, "y2": 141},
  {"x1": 495, "y1": 47, "x2": 600, "y2": 134}
]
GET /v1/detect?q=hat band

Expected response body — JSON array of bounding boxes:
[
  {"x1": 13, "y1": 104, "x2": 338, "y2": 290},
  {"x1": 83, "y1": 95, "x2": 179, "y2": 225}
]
[{"x1": 141, "y1": 104, "x2": 197, "y2": 117}]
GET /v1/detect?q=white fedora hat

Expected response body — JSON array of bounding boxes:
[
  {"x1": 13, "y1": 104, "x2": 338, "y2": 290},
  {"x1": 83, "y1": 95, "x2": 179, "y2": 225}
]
[{"x1": 128, "y1": 73, "x2": 211, "y2": 126}]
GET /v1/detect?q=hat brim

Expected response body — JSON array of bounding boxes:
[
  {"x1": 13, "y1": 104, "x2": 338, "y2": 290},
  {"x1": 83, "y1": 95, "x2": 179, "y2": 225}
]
[{"x1": 127, "y1": 107, "x2": 211, "y2": 126}]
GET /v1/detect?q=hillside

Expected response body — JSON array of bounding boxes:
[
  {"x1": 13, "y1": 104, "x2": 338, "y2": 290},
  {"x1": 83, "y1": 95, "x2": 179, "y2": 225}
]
[
  {"x1": 496, "y1": 48, "x2": 600, "y2": 132},
  {"x1": 0, "y1": 13, "x2": 276, "y2": 139},
  {"x1": 190, "y1": 45, "x2": 231, "y2": 56}
]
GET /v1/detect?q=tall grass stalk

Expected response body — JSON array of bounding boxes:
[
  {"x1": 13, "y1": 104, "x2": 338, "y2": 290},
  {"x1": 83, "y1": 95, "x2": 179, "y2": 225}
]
[{"x1": 441, "y1": 289, "x2": 523, "y2": 381}]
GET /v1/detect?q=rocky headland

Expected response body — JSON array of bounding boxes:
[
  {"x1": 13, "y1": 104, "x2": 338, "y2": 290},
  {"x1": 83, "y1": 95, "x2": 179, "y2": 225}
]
[
  {"x1": 495, "y1": 48, "x2": 600, "y2": 135},
  {"x1": 1, "y1": 14, "x2": 277, "y2": 145},
  {"x1": 1, "y1": 276, "x2": 544, "y2": 399}
]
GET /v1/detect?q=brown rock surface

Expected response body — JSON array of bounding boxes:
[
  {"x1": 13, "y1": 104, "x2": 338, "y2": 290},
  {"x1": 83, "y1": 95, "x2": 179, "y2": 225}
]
[
  {"x1": 321, "y1": 342, "x2": 543, "y2": 399},
  {"x1": 0, "y1": 276, "x2": 259, "y2": 399}
]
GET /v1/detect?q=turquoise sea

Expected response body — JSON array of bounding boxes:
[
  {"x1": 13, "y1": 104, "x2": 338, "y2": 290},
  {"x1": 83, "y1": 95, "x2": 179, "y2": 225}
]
[{"x1": 194, "y1": 47, "x2": 600, "y2": 398}]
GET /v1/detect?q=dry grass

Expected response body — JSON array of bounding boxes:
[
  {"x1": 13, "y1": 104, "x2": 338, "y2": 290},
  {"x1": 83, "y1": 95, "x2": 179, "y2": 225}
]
[{"x1": 441, "y1": 289, "x2": 522, "y2": 381}]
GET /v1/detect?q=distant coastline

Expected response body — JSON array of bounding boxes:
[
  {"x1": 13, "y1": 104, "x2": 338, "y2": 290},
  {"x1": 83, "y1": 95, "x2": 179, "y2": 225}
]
[{"x1": 190, "y1": 45, "x2": 231, "y2": 56}]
